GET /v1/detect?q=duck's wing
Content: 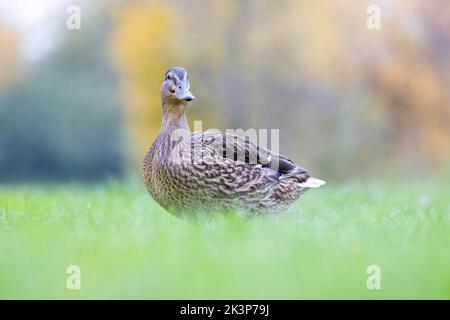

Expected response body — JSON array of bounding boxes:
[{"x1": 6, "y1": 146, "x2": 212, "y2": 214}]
[{"x1": 191, "y1": 131, "x2": 310, "y2": 181}]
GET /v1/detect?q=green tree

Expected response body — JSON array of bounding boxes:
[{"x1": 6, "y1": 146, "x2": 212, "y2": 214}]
[{"x1": 0, "y1": 16, "x2": 124, "y2": 181}]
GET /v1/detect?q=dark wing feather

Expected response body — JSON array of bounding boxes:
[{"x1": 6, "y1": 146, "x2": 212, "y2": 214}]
[{"x1": 191, "y1": 131, "x2": 309, "y2": 179}]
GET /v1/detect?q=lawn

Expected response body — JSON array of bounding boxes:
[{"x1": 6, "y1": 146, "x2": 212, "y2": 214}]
[{"x1": 0, "y1": 178, "x2": 449, "y2": 299}]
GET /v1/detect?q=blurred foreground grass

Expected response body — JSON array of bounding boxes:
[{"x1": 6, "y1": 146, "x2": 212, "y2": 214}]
[{"x1": 0, "y1": 179, "x2": 449, "y2": 299}]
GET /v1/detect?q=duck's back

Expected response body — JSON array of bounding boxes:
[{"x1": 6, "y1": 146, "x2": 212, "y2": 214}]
[{"x1": 143, "y1": 131, "x2": 323, "y2": 214}]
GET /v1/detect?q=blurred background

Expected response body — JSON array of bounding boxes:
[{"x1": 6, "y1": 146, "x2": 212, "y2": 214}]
[{"x1": 0, "y1": 0, "x2": 449, "y2": 182}]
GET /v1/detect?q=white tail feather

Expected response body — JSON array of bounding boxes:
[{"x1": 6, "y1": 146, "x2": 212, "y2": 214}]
[{"x1": 298, "y1": 177, "x2": 326, "y2": 188}]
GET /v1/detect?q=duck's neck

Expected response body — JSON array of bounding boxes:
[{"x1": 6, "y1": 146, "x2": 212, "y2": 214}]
[{"x1": 161, "y1": 102, "x2": 190, "y2": 132}]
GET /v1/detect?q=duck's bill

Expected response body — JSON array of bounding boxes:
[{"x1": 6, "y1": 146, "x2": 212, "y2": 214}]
[
  {"x1": 178, "y1": 92, "x2": 195, "y2": 101},
  {"x1": 176, "y1": 86, "x2": 195, "y2": 102}
]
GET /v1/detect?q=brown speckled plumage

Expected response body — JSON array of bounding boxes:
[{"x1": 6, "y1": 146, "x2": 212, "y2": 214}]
[{"x1": 143, "y1": 67, "x2": 325, "y2": 215}]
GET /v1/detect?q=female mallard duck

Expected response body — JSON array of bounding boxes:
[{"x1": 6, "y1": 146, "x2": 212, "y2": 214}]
[{"x1": 143, "y1": 67, "x2": 325, "y2": 215}]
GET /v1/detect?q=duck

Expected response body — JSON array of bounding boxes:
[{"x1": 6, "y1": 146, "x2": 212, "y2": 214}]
[{"x1": 143, "y1": 66, "x2": 325, "y2": 215}]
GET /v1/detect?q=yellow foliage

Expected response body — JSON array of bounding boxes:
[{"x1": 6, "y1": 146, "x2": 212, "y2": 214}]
[
  {"x1": 110, "y1": 2, "x2": 183, "y2": 164},
  {"x1": 0, "y1": 23, "x2": 19, "y2": 90},
  {"x1": 111, "y1": 0, "x2": 450, "y2": 173}
]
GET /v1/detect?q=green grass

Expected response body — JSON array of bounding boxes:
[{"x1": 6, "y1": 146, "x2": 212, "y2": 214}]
[{"x1": 0, "y1": 178, "x2": 449, "y2": 299}]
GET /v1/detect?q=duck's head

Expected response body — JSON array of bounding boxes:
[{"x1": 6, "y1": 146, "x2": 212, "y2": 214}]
[{"x1": 161, "y1": 66, "x2": 195, "y2": 105}]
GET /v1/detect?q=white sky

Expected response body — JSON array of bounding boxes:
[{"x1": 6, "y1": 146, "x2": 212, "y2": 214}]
[{"x1": 0, "y1": 0, "x2": 72, "y2": 62}]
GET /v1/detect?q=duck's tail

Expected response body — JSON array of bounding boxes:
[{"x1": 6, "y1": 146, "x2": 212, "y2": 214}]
[{"x1": 298, "y1": 177, "x2": 326, "y2": 188}]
